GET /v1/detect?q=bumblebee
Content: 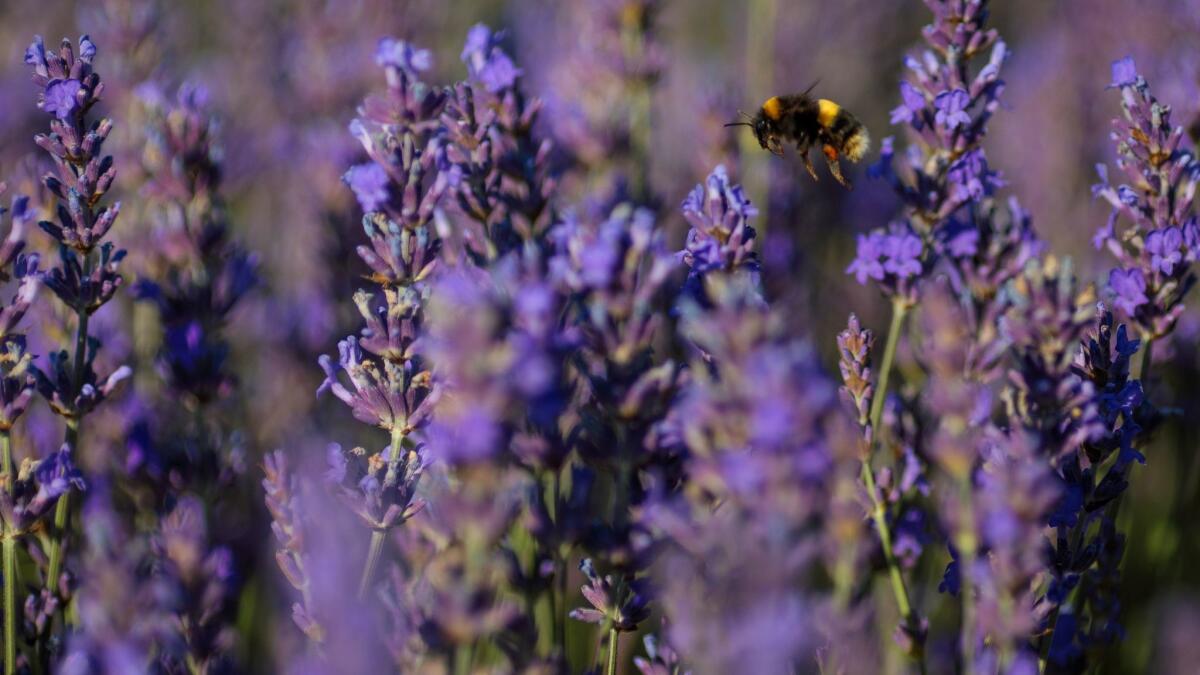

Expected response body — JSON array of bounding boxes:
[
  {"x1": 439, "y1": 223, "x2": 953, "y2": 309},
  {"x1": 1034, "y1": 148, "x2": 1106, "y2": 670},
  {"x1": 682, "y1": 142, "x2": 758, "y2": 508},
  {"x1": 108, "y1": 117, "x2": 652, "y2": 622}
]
[{"x1": 727, "y1": 87, "x2": 870, "y2": 188}]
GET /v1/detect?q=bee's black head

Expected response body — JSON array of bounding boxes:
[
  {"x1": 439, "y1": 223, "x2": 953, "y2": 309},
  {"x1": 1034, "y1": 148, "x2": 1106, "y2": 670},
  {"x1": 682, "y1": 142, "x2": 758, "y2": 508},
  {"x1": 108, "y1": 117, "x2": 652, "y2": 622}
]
[
  {"x1": 752, "y1": 116, "x2": 783, "y2": 155},
  {"x1": 725, "y1": 111, "x2": 783, "y2": 155},
  {"x1": 748, "y1": 117, "x2": 787, "y2": 157}
]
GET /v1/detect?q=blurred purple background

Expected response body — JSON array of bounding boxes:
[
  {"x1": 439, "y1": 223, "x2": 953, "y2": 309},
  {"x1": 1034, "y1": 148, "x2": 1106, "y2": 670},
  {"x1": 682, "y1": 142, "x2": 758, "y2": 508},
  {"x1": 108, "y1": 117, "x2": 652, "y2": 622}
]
[{"x1": 4, "y1": 1, "x2": 1200, "y2": 671}]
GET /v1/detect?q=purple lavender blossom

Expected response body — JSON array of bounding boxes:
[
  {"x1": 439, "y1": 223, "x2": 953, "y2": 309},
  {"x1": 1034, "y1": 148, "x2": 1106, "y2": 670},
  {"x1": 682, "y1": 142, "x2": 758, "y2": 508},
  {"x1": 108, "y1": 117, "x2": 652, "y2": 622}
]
[
  {"x1": 1108, "y1": 56, "x2": 1138, "y2": 89},
  {"x1": 882, "y1": 229, "x2": 923, "y2": 278},
  {"x1": 263, "y1": 451, "x2": 324, "y2": 645},
  {"x1": 343, "y1": 162, "x2": 391, "y2": 214},
  {"x1": 837, "y1": 314, "x2": 874, "y2": 429},
  {"x1": 680, "y1": 164, "x2": 758, "y2": 274},
  {"x1": 43, "y1": 79, "x2": 82, "y2": 120},
  {"x1": 1108, "y1": 268, "x2": 1149, "y2": 315},
  {"x1": 135, "y1": 84, "x2": 258, "y2": 408},
  {"x1": 847, "y1": 232, "x2": 886, "y2": 284},
  {"x1": 375, "y1": 37, "x2": 432, "y2": 72},
  {"x1": 1146, "y1": 227, "x2": 1184, "y2": 275},
  {"x1": 461, "y1": 24, "x2": 523, "y2": 93},
  {"x1": 933, "y1": 89, "x2": 971, "y2": 129},
  {"x1": 650, "y1": 275, "x2": 851, "y2": 672},
  {"x1": 23, "y1": 38, "x2": 129, "y2": 644},
  {"x1": 857, "y1": 0, "x2": 1013, "y2": 303},
  {"x1": 1093, "y1": 56, "x2": 1200, "y2": 338},
  {"x1": 846, "y1": 224, "x2": 925, "y2": 299},
  {"x1": 890, "y1": 81, "x2": 926, "y2": 125},
  {"x1": 678, "y1": 165, "x2": 759, "y2": 303}
]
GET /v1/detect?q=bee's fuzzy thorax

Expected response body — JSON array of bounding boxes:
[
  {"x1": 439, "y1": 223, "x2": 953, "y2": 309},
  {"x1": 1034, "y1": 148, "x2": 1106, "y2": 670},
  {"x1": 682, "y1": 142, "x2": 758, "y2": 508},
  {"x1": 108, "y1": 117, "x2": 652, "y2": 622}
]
[{"x1": 762, "y1": 96, "x2": 784, "y2": 121}]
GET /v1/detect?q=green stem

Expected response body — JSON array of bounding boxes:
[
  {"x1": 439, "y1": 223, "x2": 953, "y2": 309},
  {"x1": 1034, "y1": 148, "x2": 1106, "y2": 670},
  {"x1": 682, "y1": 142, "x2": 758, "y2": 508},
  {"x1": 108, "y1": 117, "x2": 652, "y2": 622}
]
[
  {"x1": 869, "y1": 300, "x2": 908, "y2": 438},
  {"x1": 606, "y1": 627, "x2": 619, "y2": 675},
  {"x1": 620, "y1": 9, "x2": 652, "y2": 204},
  {"x1": 1133, "y1": 335, "x2": 1153, "y2": 383},
  {"x1": 957, "y1": 478, "x2": 978, "y2": 675},
  {"x1": 2, "y1": 432, "x2": 14, "y2": 675},
  {"x1": 453, "y1": 643, "x2": 474, "y2": 675},
  {"x1": 0, "y1": 430, "x2": 10, "y2": 479},
  {"x1": 358, "y1": 425, "x2": 406, "y2": 598},
  {"x1": 358, "y1": 531, "x2": 386, "y2": 599},
  {"x1": 552, "y1": 469, "x2": 566, "y2": 655},
  {"x1": 2, "y1": 537, "x2": 13, "y2": 675},
  {"x1": 46, "y1": 281, "x2": 91, "y2": 601},
  {"x1": 44, "y1": 419, "x2": 79, "y2": 596},
  {"x1": 860, "y1": 462, "x2": 916, "y2": 621},
  {"x1": 860, "y1": 301, "x2": 924, "y2": 670}
]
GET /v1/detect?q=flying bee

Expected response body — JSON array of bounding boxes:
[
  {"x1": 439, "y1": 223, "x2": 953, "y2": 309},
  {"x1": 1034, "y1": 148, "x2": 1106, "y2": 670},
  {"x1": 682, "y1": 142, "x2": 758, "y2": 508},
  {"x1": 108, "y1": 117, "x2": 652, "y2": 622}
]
[{"x1": 726, "y1": 86, "x2": 870, "y2": 188}]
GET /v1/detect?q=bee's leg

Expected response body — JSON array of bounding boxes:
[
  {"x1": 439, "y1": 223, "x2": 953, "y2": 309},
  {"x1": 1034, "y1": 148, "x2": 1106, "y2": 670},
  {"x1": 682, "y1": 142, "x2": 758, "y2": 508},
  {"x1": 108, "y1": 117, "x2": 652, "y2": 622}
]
[
  {"x1": 823, "y1": 144, "x2": 850, "y2": 188},
  {"x1": 800, "y1": 147, "x2": 820, "y2": 181}
]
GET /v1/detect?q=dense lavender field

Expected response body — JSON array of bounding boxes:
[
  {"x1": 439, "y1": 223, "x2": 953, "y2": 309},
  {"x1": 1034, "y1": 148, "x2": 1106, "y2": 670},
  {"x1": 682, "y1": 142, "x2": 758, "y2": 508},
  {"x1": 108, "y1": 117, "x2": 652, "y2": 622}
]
[{"x1": 0, "y1": 0, "x2": 1199, "y2": 673}]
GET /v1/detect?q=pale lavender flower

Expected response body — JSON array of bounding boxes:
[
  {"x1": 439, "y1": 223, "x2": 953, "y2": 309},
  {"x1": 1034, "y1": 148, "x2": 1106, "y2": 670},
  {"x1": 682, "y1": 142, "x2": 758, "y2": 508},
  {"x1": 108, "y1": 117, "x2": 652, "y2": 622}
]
[
  {"x1": 846, "y1": 223, "x2": 925, "y2": 301},
  {"x1": 43, "y1": 79, "x2": 83, "y2": 120},
  {"x1": 1108, "y1": 268, "x2": 1149, "y2": 315},
  {"x1": 461, "y1": 24, "x2": 522, "y2": 93},
  {"x1": 933, "y1": 89, "x2": 971, "y2": 129},
  {"x1": 375, "y1": 37, "x2": 432, "y2": 72},
  {"x1": 1146, "y1": 227, "x2": 1184, "y2": 275},
  {"x1": 680, "y1": 165, "x2": 758, "y2": 275},
  {"x1": 263, "y1": 451, "x2": 324, "y2": 645},
  {"x1": 343, "y1": 163, "x2": 390, "y2": 213}
]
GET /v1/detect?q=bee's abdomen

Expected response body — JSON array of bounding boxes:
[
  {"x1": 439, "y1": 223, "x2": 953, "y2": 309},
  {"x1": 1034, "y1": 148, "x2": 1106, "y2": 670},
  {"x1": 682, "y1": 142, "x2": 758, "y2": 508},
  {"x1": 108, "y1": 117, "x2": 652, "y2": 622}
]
[{"x1": 818, "y1": 99, "x2": 870, "y2": 162}]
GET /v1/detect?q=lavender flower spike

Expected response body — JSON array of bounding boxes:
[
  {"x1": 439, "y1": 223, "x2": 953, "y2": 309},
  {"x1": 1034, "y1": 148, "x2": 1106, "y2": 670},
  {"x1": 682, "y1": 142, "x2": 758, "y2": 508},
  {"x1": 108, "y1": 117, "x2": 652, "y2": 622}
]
[
  {"x1": 24, "y1": 36, "x2": 129, "y2": 637},
  {"x1": 1093, "y1": 56, "x2": 1200, "y2": 340}
]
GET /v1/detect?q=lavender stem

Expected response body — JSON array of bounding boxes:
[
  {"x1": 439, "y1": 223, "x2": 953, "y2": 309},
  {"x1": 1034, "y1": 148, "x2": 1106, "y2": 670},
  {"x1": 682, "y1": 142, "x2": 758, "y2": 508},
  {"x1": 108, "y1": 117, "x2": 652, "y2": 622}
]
[
  {"x1": 552, "y1": 469, "x2": 566, "y2": 654},
  {"x1": 1134, "y1": 335, "x2": 1154, "y2": 383},
  {"x1": 358, "y1": 531, "x2": 386, "y2": 600},
  {"x1": 358, "y1": 425, "x2": 406, "y2": 598},
  {"x1": 868, "y1": 300, "x2": 907, "y2": 438},
  {"x1": 0, "y1": 430, "x2": 10, "y2": 479},
  {"x1": 45, "y1": 297, "x2": 89, "y2": 597},
  {"x1": 859, "y1": 300, "x2": 924, "y2": 670},
  {"x1": 606, "y1": 626, "x2": 618, "y2": 675},
  {"x1": 44, "y1": 422, "x2": 75, "y2": 602},
  {"x1": 958, "y1": 477, "x2": 978, "y2": 675},
  {"x1": 620, "y1": 18, "x2": 652, "y2": 204},
  {"x1": 2, "y1": 431, "x2": 14, "y2": 675}
]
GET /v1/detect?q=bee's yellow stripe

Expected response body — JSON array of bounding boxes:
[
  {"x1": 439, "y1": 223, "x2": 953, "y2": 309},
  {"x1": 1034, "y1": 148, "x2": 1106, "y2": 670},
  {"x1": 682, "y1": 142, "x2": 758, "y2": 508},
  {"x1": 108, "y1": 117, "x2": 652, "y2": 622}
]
[
  {"x1": 817, "y1": 99, "x2": 841, "y2": 128},
  {"x1": 762, "y1": 96, "x2": 783, "y2": 120}
]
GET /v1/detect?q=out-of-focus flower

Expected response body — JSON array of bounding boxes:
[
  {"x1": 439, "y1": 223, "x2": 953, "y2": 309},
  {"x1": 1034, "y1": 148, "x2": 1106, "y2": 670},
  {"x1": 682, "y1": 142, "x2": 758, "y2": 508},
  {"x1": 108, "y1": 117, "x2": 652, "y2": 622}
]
[
  {"x1": 461, "y1": 24, "x2": 522, "y2": 93},
  {"x1": 648, "y1": 274, "x2": 849, "y2": 673},
  {"x1": 569, "y1": 557, "x2": 649, "y2": 631},
  {"x1": 343, "y1": 162, "x2": 391, "y2": 214},
  {"x1": 679, "y1": 164, "x2": 759, "y2": 299},
  {"x1": 375, "y1": 37, "x2": 432, "y2": 73},
  {"x1": 263, "y1": 450, "x2": 324, "y2": 645}
]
